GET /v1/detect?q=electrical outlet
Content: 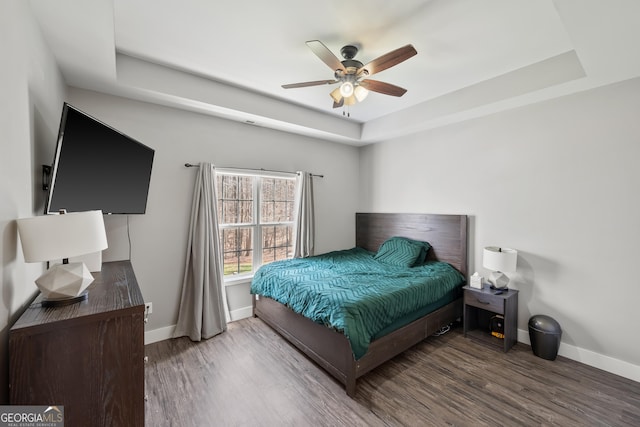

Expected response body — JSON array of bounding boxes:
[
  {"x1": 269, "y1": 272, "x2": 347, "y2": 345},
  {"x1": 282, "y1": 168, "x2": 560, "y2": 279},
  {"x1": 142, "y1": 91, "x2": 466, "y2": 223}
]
[{"x1": 145, "y1": 302, "x2": 153, "y2": 314}]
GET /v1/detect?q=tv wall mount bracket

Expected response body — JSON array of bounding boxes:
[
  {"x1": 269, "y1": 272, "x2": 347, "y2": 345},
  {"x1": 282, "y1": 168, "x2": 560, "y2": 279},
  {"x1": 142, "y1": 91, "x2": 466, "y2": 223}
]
[{"x1": 42, "y1": 164, "x2": 51, "y2": 191}]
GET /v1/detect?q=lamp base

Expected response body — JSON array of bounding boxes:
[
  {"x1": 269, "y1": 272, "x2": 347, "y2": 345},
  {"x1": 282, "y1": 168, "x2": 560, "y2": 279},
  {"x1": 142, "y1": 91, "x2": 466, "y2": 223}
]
[
  {"x1": 488, "y1": 271, "x2": 510, "y2": 289},
  {"x1": 35, "y1": 262, "x2": 95, "y2": 301},
  {"x1": 42, "y1": 291, "x2": 88, "y2": 308}
]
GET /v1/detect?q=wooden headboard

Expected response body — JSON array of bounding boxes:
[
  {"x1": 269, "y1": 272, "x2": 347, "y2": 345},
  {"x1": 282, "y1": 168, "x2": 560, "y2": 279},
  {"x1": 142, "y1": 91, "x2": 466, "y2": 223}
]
[{"x1": 355, "y1": 213, "x2": 468, "y2": 278}]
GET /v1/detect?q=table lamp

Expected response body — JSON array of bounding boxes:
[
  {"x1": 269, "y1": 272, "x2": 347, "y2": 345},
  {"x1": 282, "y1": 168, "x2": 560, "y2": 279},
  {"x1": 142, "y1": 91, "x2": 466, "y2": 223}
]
[
  {"x1": 483, "y1": 246, "x2": 517, "y2": 289},
  {"x1": 17, "y1": 210, "x2": 108, "y2": 307}
]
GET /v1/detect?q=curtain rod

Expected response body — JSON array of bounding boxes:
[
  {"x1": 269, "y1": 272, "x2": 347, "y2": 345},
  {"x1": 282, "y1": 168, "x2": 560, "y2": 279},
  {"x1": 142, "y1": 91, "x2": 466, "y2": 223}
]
[{"x1": 184, "y1": 163, "x2": 324, "y2": 178}]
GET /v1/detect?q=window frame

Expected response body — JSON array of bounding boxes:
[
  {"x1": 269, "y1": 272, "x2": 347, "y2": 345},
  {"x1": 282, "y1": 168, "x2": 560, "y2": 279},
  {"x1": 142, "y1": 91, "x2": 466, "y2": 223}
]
[{"x1": 216, "y1": 169, "x2": 296, "y2": 283}]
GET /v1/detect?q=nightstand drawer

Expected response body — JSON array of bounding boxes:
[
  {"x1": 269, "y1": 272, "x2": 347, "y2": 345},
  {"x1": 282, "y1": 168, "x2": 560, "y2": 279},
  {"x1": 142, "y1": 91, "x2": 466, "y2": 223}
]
[{"x1": 464, "y1": 292, "x2": 504, "y2": 314}]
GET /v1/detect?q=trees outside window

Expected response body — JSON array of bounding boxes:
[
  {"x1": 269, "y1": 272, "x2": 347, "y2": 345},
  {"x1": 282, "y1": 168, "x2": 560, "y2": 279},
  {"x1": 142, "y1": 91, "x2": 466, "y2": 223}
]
[{"x1": 217, "y1": 172, "x2": 295, "y2": 278}]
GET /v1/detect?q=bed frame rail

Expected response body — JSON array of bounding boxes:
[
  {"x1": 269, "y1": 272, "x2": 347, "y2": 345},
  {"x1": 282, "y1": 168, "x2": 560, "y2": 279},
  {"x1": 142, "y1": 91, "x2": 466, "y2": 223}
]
[{"x1": 254, "y1": 295, "x2": 462, "y2": 396}]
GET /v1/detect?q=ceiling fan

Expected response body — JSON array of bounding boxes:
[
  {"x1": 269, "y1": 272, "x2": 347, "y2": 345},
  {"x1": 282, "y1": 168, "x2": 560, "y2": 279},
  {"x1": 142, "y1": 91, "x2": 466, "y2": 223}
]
[{"x1": 282, "y1": 40, "x2": 417, "y2": 113}]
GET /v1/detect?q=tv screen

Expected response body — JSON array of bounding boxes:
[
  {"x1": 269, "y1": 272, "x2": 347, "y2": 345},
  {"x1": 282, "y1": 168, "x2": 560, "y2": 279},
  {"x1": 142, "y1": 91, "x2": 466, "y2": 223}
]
[{"x1": 46, "y1": 103, "x2": 154, "y2": 214}]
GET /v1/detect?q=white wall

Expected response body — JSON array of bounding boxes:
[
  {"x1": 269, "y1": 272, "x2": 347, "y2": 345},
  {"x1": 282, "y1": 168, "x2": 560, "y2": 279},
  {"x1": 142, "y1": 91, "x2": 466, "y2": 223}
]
[
  {"x1": 0, "y1": 0, "x2": 67, "y2": 403},
  {"x1": 67, "y1": 88, "x2": 360, "y2": 340},
  {"x1": 359, "y1": 77, "x2": 640, "y2": 381}
]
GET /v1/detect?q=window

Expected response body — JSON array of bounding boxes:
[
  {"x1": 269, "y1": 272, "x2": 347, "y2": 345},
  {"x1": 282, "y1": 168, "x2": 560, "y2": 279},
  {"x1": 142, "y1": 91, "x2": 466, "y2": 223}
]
[{"x1": 217, "y1": 171, "x2": 296, "y2": 279}]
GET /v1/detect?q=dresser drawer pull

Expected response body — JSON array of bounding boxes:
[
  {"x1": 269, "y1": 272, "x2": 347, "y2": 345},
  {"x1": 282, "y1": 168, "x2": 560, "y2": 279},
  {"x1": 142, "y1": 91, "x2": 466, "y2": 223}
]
[{"x1": 476, "y1": 299, "x2": 491, "y2": 305}]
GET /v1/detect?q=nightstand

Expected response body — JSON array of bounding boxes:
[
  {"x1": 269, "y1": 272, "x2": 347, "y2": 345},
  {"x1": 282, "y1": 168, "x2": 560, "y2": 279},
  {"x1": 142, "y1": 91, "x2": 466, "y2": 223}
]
[{"x1": 463, "y1": 285, "x2": 518, "y2": 352}]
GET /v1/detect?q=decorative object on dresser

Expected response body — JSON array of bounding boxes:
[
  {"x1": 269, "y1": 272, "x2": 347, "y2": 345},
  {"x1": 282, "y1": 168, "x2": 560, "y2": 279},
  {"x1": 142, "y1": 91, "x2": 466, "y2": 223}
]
[
  {"x1": 483, "y1": 246, "x2": 517, "y2": 289},
  {"x1": 252, "y1": 212, "x2": 467, "y2": 397},
  {"x1": 16, "y1": 210, "x2": 108, "y2": 307},
  {"x1": 9, "y1": 260, "x2": 145, "y2": 427}
]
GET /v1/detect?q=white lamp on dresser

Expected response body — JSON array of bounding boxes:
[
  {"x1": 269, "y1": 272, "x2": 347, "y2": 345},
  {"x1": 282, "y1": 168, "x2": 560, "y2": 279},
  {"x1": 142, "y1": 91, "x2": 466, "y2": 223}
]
[{"x1": 16, "y1": 210, "x2": 108, "y2": 307}]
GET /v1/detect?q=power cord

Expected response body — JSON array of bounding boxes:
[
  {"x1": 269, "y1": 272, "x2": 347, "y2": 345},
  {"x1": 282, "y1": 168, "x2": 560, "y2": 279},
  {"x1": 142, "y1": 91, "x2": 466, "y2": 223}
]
[{"x1": 127, "y1": 214, "x2": 132, "y2": 261}]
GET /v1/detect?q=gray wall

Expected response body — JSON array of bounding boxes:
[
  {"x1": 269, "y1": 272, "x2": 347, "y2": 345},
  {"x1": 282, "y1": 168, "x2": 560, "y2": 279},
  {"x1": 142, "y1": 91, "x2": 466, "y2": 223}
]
[
  {"x1": 359, "y1": 77, "x2": 640, "y2": 381},
  {"x1": 0, "y1": 0, "x2": 67, "y2": 403},
  {"x1": 67, "y1": 88, "x2": 360, "y2": 338}
]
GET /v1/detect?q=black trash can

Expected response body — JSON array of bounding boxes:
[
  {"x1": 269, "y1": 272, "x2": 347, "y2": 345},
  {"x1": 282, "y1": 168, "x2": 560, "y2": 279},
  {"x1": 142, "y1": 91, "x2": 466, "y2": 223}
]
[{"x1": 528, "y1": 315, "x2": 562, "y2": 360}]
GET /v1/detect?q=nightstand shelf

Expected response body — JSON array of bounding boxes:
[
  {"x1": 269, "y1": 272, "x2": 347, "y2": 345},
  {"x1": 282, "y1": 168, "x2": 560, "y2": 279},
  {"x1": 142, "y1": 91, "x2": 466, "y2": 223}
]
[{"x1": 463, "y1": 285, "x2": 518, "y2": 352}]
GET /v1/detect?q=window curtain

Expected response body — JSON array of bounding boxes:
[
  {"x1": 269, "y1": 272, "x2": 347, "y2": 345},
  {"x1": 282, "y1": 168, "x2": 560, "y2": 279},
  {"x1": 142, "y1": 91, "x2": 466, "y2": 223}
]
[
  {"x1": 293, "y1": 171, "x2": 315, "y2": 258},
  {"x1": 173, "y1": 163, "x2": 229, "y2": 341}
]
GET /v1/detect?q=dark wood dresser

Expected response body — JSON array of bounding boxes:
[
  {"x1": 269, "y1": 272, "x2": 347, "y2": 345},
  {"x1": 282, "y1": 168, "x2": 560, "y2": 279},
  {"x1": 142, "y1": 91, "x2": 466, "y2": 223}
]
[{"x1": 9, "y1": 260, "x2": 145, "y2": 427}]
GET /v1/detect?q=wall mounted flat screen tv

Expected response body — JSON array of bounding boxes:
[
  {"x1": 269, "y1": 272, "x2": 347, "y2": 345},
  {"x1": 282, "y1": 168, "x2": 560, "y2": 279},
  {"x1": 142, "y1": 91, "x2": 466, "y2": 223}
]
[{"x1": 46, "y1": 103, "x2": 154, "y2": 214}]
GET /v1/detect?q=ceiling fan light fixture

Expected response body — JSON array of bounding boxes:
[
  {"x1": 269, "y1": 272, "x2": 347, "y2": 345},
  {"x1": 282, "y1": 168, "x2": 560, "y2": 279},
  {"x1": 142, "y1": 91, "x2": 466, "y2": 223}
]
[
  {"x1": 339, "y1": 81, "x2": 354, "y2": 98},
  {"x1": 354, "y1": 85, "x2": 369, "y2": 102},
  {"x1": 344, "y1": 95, "x2": 356, "y2": 106},
  {"x1": 282, "y1": 40, "x2": 417, "y2": 111},
  {"x1": 330, "y1": 87, "x2": 342, "y2": 103}
]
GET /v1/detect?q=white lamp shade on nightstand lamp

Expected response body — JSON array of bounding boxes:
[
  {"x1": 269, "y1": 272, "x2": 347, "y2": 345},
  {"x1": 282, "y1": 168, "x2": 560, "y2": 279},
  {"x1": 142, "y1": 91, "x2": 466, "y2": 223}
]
[
  {"x1": 483, "y1": 246, "x2": 517, "y2": 289},
  {"x1": 17, "y1": 210, "x2": 108, "y2": 306}
]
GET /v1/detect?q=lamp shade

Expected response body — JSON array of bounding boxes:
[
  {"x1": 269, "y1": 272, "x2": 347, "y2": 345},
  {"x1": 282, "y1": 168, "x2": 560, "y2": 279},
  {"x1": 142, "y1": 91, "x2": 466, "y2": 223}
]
[
  {"x1": 483, "y1": 246, "x2": 517, "y2": 272},
  {"x1": 17, "y1": 210, "x2": 108, "y2": 262}
]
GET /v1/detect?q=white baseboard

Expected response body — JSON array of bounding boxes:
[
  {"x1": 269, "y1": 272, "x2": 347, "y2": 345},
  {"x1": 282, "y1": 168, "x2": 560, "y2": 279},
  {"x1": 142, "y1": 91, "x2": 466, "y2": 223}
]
[
  {"x1": 143, "y1": 306, "x2": 253, "y2": 345},
  {"x1": 517, "y1": 328, "x2": 640, "y2": 383},
  {"x1": 145, "y1": 325, "x2": 175, "y2": 345},
  {"x1": 229, "y1": 305, "x2": 253, "y2": 322}
]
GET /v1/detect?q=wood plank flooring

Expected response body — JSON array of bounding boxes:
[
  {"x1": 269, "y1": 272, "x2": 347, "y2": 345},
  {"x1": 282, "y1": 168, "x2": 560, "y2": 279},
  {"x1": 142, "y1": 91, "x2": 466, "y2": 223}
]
[{"x1": 144, "y1": 318, "x2": 640, "y2": 426}]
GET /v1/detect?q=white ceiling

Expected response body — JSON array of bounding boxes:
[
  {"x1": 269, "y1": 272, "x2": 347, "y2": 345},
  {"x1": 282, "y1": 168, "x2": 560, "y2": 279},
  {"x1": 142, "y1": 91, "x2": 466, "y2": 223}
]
[{"x1": 29, "y1": 0, "x2": 640, "y2": 145}]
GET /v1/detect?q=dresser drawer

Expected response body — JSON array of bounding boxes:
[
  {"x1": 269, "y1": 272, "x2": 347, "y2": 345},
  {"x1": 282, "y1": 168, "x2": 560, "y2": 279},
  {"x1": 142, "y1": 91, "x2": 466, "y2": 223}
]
[{"x1": 464, "y1": 291, "x2": 504, "y2": 314}]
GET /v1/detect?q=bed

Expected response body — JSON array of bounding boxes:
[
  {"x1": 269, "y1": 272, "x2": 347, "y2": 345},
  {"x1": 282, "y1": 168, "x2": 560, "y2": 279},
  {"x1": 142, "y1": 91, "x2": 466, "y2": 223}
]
[{"x1": 251, "y1": 213, "x2": 468, "y2": 397}]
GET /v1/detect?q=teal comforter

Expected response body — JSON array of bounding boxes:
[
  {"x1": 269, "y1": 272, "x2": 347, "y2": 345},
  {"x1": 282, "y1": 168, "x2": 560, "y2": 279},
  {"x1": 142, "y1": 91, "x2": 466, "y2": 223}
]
[{"x1": 250, "y1": 247, "x2": 464, "y2": 359}]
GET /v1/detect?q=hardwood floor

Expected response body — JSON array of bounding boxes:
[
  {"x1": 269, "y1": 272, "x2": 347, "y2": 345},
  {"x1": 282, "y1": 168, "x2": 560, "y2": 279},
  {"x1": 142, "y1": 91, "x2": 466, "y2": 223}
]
[{"x1": 145, "y1": 318, "x2": 640, "y2": 426}]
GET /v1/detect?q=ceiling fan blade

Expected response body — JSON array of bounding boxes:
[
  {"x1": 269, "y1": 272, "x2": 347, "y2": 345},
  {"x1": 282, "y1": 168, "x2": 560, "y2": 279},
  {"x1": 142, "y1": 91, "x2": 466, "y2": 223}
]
[
  {"x1": 306, "y1": 40, "x2": 346, "y2": 72},
  {"x1": 332, "y1": 98, "x2": 344, "y2": 109},
  {"x1": 357, "y1": 44, "x2": 417, "y2": 76},
  {"x1": 360, "y1": 79, "x2": 407, "y2": 97},
  {"x1": 282, "y1": 79, "x2": 338, "y2": 89}
]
